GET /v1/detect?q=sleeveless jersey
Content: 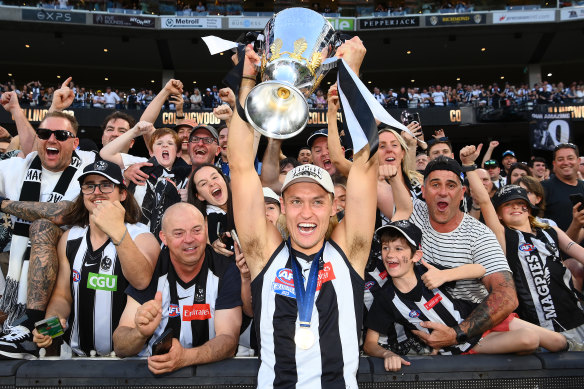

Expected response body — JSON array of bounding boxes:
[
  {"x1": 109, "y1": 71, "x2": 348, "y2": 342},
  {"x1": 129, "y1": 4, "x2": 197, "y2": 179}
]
[
  {"x1": 65, "y1": 223, "x2": 148, "y2": 356},
  {"x1": 505, "y1": 227, "x2": 584, "y2": 331},
  {"x1": 252, "y1": 240, "x2": 363, "y2": 389}
]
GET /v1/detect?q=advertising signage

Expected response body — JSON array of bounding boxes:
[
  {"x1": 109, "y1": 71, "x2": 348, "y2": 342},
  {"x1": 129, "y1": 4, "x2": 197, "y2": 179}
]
[{"x1": 359, "y1": 16, "x2": 419, "y2": 30}]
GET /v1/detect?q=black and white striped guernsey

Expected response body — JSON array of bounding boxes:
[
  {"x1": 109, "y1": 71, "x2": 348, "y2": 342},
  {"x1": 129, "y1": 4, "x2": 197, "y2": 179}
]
[
  {"x1": 409, "y1": 199, "x2": 511, "y2": 303},
  {"x1": 366, "y1": 264, "x2": 480, "y2": 355},
  {"x1": 127, "y1": 245, "x2": 242, "y2": 356},
  {"x1": 65, "y1": 223, "x2": 149, "y2": 356},
  {"x1": 504, "y1": 227, "x2": 584, "y2": 332},
  {"x1": 252, "y1": 240, "x2": 364, "y2": 389}
]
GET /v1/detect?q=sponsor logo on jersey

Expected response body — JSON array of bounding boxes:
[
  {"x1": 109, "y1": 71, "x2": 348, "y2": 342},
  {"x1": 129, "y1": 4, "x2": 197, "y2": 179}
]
[
  {"x1": 168, "y1": 304, "x2": 180, "y2": 317},
  {"x1": 409, "y1": 309, "x2": 420, "y2": 318},
  {"x1": 519, "y1": 243, "x2": 535, "y2": 252},
  {"x1": 273, "y1": 268, "x2": 297, "y2": 298},
  {"x1": 182, "y1": 304, "x2": 212, "y2": 321},
  {"x1": 379, "y1": 270, "x2": 388, "y2": 279},
  {"x1": 364, "y1": 281, "x2": 376, "y2": 291},
  {"x1": 316, "y1": 262, "x2": 336, "y2": 290},
  {"x1": 86, "y1": 272, "x2": 117, "y2": 291},
  {"x1": 424, "y1": 293, "x2": 443, "y2": 310},
  {"x1": 275, "y1": 268, "x2": 294, "y2": 287},
  {"x1": 72, "y1": 269, "x2": 81, "y2": 283}
]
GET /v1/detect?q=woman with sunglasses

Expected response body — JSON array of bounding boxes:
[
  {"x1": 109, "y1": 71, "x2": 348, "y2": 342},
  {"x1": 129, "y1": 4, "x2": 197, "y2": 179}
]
[
  {"x1": 100, "y1": 121, "x2": 190, "y2": 241},
  {"x1": 31, "y1": 161, "x2": 160, "y2": 357},
  {"x1": 463, "y1": 144, "x2": 584, "y2": 342}
]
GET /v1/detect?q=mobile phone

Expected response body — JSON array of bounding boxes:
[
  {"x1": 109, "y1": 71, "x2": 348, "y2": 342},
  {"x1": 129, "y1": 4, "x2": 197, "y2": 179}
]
[
  {"x1": 152, "y1": 328, "x2": 173, "y2": 356},
  {"x1": 569, "y1": 194, "x2": 584, "y2": 212},
  {"x1": 219, "y1": 232, "x2": 234, "y2": 252},
  {"x1": 35, "y1": 316, "x2": 64, "y2": 338},
  {"x1": 231, "y1": 229, "x2": 241, "y2": 248}
]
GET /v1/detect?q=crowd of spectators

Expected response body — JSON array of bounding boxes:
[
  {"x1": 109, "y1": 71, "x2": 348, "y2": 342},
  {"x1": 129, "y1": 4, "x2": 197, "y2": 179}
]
[
  {"x1": 2, "y1": 79, "x2": 583, "y2": 112},
  {"x1": 0, "y1": 37, "x2": 583, "y2": 385}
]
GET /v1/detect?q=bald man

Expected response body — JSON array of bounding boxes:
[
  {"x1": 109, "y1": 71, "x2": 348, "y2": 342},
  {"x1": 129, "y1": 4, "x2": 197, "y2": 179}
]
[{"x1": 113, "y1": 203, "x2": 242, "y2": 374}]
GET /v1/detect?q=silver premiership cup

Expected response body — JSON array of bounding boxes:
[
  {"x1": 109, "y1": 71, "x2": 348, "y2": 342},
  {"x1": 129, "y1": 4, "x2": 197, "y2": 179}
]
[{"x1": 245, "y1": 8, "x2": 339, "y2": 139}]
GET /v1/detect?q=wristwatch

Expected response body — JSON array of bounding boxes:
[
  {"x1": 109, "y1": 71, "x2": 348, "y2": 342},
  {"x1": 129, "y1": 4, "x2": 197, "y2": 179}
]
[
  {"x1": 461, "y1": 164, "x2": 477, "y2": 172},
  {"x1": 453, "y1": 324, "x2": 468, "y2": 344}
]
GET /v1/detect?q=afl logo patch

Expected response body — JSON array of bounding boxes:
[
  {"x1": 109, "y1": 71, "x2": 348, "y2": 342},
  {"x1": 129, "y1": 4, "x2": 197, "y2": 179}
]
[
  {"x1": 519, "y1": 243, "x2": 535, "y2": 252},
  {"x1": 72, "y1": 270, "x2": 81, "y2": 283},
  {"x1": 364, "y1": 281, "x2": 376, "y2": 291},
  {"x1": 409, "y1": 309, "x2": 420, "y2": 318},
  {"x1": 275, "y1": 268, "x2": 294, "y2": 287},
  {"x1": 168, "y1": 304, "x2": 180, "y2": 317}
]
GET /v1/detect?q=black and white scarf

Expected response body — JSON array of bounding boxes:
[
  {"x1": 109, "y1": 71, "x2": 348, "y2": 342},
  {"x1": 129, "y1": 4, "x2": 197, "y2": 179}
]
[{"x1": 0, "y1": 152, "x2": 81, "y2": 328}]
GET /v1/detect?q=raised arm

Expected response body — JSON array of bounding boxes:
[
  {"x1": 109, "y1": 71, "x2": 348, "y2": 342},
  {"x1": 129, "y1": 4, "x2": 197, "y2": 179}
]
[
  {"x1": 460, "y1": 144, "x2": 505, "y2": 251},
  {"x1": 480, "y1": 140, "x2": 498, "y2": 168},
  {"x1": 0, "y1": 91, "x2": 36, "y2": 156},
  {"x1": 48, "y1": 77, "x2": 75, "y2": 113},
  {"x1": 259, "y1": 138, "x2": 284, "y2": 194},
  {"x1": 99, "y1": 121, "x2": 154, "y2": 168},
  {"x1": 420, "y1": 259, "x2": 486, "y2": 290},
  {"x1": 114, "y1": 294, "x2": 159, "y2": 357},
  {"x1": 326, "y1": 84, "x2": 351, "y2": 177},
  {"x1": 228, "y1": 44, "x2": 282, "y2": 278},
  {"x1": 381, "y1": 165, "x2": 412, "y2": 221},
  {"x1": 140, "y1": 80, "x2": 184, "y2": 152}
]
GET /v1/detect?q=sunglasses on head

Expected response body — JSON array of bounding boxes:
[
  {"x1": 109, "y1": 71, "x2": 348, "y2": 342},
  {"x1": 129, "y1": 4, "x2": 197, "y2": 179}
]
[
  {"x1": 554, "y1": 143, "x2": 577, "y2": 152},
  {"x1": 427, "y1": 137, "x2": 449, "y2": 147},
  {"x1": 37, "y1": 128, "x2": 76, "y2": 141},
  {"x1": 484, "y1": 160, "x2": 498, "y2": 167}
]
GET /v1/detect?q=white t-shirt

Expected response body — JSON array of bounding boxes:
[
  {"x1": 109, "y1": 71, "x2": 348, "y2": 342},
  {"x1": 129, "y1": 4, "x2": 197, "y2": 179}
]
[
  {"x1": 103, "y1": 92, "x2": 121, "y2": 108},
  {"x1": 0, "y1": 150, "x2": 96, "y2": 222},
  {"x1": 432, "y1": 91, "x2": 446, "y2": 106},
  {"x1": 409, "y1": 199, "x2": 511, "y2": 303}
]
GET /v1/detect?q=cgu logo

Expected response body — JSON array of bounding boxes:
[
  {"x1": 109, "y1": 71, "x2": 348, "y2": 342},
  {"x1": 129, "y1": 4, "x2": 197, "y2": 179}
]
[
  {"x1": 86, "y1": 272, "x2": 117, "y2": 291},
  {"x1": 276, "y1": 268, "x2": 294, "y2": 287},
  {"x1": 519, "y1": 243, "x2": 535, "y2": 252}
]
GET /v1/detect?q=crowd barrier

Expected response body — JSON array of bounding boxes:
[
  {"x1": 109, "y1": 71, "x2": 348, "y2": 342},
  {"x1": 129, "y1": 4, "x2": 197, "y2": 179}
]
[{"x1": 0, "y1": 353, "x2": 583, "y2": 388}]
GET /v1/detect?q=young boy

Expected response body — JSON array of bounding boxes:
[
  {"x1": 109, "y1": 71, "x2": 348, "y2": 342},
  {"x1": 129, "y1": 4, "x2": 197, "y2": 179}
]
[{"x1": 364, "y1": 220, "x2": 579, "y2": 372}]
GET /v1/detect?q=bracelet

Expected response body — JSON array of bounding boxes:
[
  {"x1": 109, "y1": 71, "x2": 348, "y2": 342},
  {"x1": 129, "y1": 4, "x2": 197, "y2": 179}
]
[
  {"x1": 176, "y1": 115, "x2": 185, "y2": 119},
  {"x1": 567, "y1": 241, "x2": 576, "y2": 251},
  {"x1": 242, "y1": 76, "x2": 257, "y2": 82},
  {"x1": 114, "y1": 228, "x2": 128, "y2": 246},
  {"x1": 471, "y1": 205, "x2": 481, "y2": 211}
]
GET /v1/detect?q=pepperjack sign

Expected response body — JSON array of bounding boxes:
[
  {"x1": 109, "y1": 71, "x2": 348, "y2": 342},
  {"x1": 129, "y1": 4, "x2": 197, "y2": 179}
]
[{"x1": 359, "y1": 16, "x2": 420, "y2": 30}]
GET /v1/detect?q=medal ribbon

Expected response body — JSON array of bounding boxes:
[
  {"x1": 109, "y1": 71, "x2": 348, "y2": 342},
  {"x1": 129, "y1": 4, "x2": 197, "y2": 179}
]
[{"x1": 288, "y1": 238, "x2": 326, "y2": 328}]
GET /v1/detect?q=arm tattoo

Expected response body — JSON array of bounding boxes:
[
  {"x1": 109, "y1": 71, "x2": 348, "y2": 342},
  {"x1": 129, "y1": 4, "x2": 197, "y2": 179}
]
[
  {"x1": 26, "y1": 219, "x2": 62, "y2": 310},
  {"x1": 2, "y1": 200, "x2": 72, "y2": 225},
  {"x1": 462, "y1": 271, "x2": 518, "y2": 339}
]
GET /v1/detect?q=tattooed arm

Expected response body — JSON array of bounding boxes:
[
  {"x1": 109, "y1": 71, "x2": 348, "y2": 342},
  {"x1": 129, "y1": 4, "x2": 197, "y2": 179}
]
[
  {"x1": 0, "y1": 199, "x2": 72, "y2": 225},
  {"x1": 412, "y1": 271, "x2": 518, "y2": 349}
]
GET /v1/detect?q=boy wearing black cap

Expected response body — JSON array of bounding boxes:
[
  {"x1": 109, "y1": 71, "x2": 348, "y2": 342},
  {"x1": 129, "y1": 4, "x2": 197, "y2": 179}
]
[{"x1": 364, "y1": 220, "x2": 578, "y2": 371}]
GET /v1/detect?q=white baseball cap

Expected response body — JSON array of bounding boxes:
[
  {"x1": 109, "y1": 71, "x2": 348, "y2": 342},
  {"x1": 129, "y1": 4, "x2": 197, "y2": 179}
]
[
  {"x1": 263, "y1": 187, "x2": 280, "y2": 204},
  {"x1": 281, "y1": 164, "x2": 334, "y2": 194}
]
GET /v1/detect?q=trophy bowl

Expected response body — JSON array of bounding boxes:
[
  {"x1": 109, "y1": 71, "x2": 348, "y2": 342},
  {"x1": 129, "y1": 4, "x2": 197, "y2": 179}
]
[{"x1": 245, "y1": 7, "x2": 339, "y2": 139}]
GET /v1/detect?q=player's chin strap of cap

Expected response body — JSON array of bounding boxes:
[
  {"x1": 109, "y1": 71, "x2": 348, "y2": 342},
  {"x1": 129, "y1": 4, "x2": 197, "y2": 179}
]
[{"x1": 336, "y1": 58, "x2": 415, "y2": 160}]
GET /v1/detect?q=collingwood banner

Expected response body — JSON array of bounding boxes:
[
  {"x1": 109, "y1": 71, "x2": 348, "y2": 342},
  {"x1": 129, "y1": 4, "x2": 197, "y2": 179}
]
[{"x1": 530, "y1": 112, "x2": 572, "y2": 151}]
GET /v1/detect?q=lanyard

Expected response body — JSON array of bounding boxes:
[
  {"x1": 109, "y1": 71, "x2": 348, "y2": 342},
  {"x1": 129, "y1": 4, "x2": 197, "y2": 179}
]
[{"x1": 288, "y1": 238, "x2": 326, "y2": 328}]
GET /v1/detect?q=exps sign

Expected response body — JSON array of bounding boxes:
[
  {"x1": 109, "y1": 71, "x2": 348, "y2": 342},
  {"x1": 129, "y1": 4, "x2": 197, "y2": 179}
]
[{"x1": 22, "y1": 9, "x2": 86, "y2": 24}]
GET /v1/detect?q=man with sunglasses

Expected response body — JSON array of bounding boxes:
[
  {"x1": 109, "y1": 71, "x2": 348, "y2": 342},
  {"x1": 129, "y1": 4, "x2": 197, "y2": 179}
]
[
  {"x1": 187, "y1": 124, "x2": 220, "y2": 172},
  {"x1": 542, "y1": 143, "x2": 584, "y2": 231},
  {"x1": 483, "y1": 160, "x2": 506, "y2": 189},
  {"x1": 0, "y1": 111, "x2": 97, "y2": 351}
]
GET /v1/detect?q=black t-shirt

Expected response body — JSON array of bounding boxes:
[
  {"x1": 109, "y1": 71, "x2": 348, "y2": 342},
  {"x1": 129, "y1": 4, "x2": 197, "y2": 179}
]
[{"x1": 542, "y1": 175, "x2": 584, "y2": 231}]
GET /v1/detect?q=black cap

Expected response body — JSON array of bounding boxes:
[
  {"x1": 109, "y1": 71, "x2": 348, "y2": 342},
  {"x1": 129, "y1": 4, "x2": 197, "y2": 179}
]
[
  {"x1": 484, "y1": 159, "x2": 499, "y2": 168},
  {"x1": 375, "y1": 220, "x2": 422, "y2": 249},
  {"x1": 78, "y1": 160, "x2": 124, "y2": 185},
  {"x1": 492, "y1": 185, "x2": 532, "y2": 210},
  {"x1": 423, "y1": 156, "x2": 463, "y2": 182},
  {"x1": 307, "y1": 128, "x2": 328, "y2": 148}
]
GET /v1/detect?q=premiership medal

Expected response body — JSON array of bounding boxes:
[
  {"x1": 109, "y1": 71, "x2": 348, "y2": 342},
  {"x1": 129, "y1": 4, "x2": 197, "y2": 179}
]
[
  {"x1": 288, "y1": 238, "x2": 326, "y2": 351},
  {"x1": 294, "y1": 326, "x2": 315, "y2": 350}
]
